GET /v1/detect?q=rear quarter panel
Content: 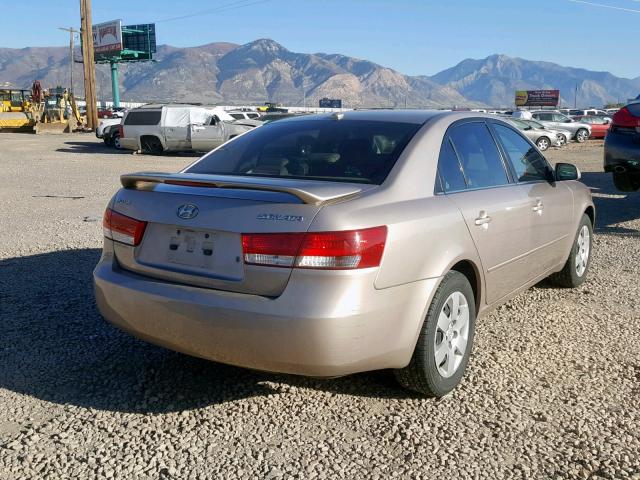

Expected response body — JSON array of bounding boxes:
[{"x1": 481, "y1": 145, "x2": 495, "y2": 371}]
[{"x1": 308, "y1": 116, "x2": 484, "y2": 293}]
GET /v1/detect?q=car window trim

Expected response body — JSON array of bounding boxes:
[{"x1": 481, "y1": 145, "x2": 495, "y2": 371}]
[{"x1": 487, "y1": 120, "x2": 553, "y2": 184}]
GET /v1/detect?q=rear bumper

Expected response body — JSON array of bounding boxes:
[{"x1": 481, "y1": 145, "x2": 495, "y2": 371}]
[
  {"x1": 119, "y1": 137, "x2": 139, "y2": 151},
  {"x1": 604, "y1": 132, "x2": 640, "y2": 172},
  {"x1": 93, "y1": 252, "x2": 439, "y2": 377}
]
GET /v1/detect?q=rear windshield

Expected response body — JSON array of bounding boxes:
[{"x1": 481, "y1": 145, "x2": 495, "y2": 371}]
[
  {"x1": 186, "y1": 119, "x2": 422, "y2": 184},
  {"x1": 124, "y1": 110, "x2": 161, "y2": 125}
]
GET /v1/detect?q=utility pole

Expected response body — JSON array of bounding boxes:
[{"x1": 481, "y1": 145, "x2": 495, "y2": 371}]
[
  {"x1": 574, "y1": 82, "x2": 578, "y2": 109},
  {"x1": 79, "y1": 0, "x2": 98, "y2": 129},
  {"x1": 58, "y1": 27, "x2": 79, "y2": 97}
]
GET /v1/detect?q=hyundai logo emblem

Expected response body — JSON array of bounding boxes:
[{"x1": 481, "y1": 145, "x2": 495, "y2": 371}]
[{"x1": 176, "y1": 204, "x2": 199, "y2": 219}]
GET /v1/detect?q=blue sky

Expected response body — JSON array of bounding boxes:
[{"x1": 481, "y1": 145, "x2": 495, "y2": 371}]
[{"x1": 3, "y1": 0, "x2": 639, "y2": 78}]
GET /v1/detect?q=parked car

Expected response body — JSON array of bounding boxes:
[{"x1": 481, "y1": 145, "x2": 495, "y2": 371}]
[
  {"x1": 118, "y1": 104, "x2": 253, "y2": 154},
  {"x1": 568, "y1": 109, "x2": 609, "y2": 118},
  {"x1": 529, "y1": 111, "x2": 592, "y2": 142},
  {"x1": 98, "y1": 107, "x2": 126, "y2": 119},
  {"x1": 604, "y1": 101, "x2": 640, "y2": 191},
  {"x1": 95, "y1": 110, "x2": 594, "y2": 397},
  {"x1": 572, "y1": 115, "x2": 611, "y2": 138},
  {"x1": 96, "y1": 117, "x2": 122, "y2": 139},
  {"x1": 506, "y1": 118, "x2": 558, "y2": 151},
  {"x1": 228, "y1": 111, "x2": 261, "y2": 121},
  {"x1": 102, "y1": 121, "x2": 123, "y2": 149},
  {"x1": 521, "y1": 119, "x2": 572, "y2": 146}
]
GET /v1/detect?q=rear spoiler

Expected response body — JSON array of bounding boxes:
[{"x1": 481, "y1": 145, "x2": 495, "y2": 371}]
[{"x1": 120, "y1": 172, "x2": 365, "y2": 206}]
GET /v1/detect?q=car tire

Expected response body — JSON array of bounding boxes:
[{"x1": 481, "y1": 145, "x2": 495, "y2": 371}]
[
  {"x1": 103, "y1": 136, "x2": 114, "y2": 147},
  {"x1": 557, "y1": 133, "x2": 567, "y2": 146},
  {"x1": 394, "y1": 271, "x2": 476, "y2": 397},
  {"x1": 549, "y1": 214, "x2": 593, "y2": 288},
  {"x1": 536, "y1": 137, "x2": 550, "y2": 151},
  {"x1": 141, "y1": 136, "x2": 164, "y2": 155},
  {"x1": 612, "y1": 171, "x2": 640, "y2": 192},
  {"x1": 113, "y1": 133, "x2": 122, "y2": 150},
  {"x1": 575, "y1": 128, "x2": 589, "y2": 143}
]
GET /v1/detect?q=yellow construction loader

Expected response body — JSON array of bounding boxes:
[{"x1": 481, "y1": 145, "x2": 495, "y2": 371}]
[
  {"x1": 0, "y1": 84, "x2": 82, "y2": 133},
  {"x1": 0, "y1": 89, "x2": 33, "y2": 129}
]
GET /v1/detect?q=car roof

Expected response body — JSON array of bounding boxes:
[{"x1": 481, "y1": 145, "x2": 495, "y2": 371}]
[{"x1": 271, "y1": 109, "x2": 453, "y2": 125}]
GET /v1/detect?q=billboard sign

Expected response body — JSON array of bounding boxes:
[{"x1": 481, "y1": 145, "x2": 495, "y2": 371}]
[
  {"x1": 319, "y1": 98, "x2": 342, "y2": 108},
  {"x1": 515, "y1": 90, "x2": 560, "y2": 107},
  {"x1": 93, "y1": 20, "x2": 123, "y2": 59},
  {"x1": 122, "y1": 23, "x2": 157, "y2": 59}
]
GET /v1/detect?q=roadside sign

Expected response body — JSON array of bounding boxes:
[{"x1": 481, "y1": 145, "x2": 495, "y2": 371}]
[
  {"x1": 93, "y1": 20, "x2": 123, "y2": 60},
  {"x1": 319, "y1": 98, "x2": 342, "y2": 108},
  {"x1": 515, "y1": 90, "x2": 560, "y2": 107}
]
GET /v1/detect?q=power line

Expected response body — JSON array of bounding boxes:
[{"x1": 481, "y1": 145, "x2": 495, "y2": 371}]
[
  {"x1": 154, "y1": 0, "x2": 271, "y2": 24},
  {"x1": 566, "y1": 0, "x2": 640, "y2": 14}
]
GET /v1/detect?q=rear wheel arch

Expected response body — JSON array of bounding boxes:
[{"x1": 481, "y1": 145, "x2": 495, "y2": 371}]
[
  {"x1": 140, "y1": 135, "x2": 164, "y2": 154},
  {"x1": 584, "y1": 206, "x2": 595, "y2": 228},
  {"x1": 450, "y1": 259, "x2": 481, "y2": 314}
]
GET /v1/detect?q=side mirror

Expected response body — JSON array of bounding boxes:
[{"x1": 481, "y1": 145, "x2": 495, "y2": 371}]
[
  {"x1": 564, "y1": 118, "x2": 573, "y2": 123},
  {"x1": 555, "y1": 162, "x2": 581, "y2": 181}
]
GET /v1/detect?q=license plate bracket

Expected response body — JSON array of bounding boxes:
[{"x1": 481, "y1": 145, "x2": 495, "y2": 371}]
[{"x1": 166, "y1": 229, "x2": 216, "y2": 268}]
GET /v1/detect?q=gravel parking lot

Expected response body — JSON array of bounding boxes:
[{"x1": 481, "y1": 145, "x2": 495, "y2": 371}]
[{"x1": 1, "y1": 133, "x2": 638, "y2": 479}]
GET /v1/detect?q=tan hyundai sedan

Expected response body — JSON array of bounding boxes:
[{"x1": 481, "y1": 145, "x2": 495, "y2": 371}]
[{"x1": 94, "y1": 110, "x2": 594, "y2": 397}]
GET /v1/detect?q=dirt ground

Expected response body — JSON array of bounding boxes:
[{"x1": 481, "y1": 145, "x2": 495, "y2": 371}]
[{"x1": 0, "y1": 133, "x2": 638, "y2": 479}]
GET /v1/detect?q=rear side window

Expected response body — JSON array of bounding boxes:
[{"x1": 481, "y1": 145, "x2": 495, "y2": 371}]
[
  {"x1": 492, "y1": 124, "x2": 550, "y2": 182},
  {"x1": 448, "y1": 122, "x2": 509, "y2": 189},
  {"x1": 437, "y1": 138, "x2": 466, "y2": 192},
  {"x1": 124, "y1": 111, "x2": 161, "y2": 125},
  {"x1": 186, "y1": 119, "x2": 421, "y2": 185}
]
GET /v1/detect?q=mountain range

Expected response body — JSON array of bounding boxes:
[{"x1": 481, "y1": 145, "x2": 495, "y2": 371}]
[{"x1": 1, "y1": 38, "x2": 638, "y2": 108}]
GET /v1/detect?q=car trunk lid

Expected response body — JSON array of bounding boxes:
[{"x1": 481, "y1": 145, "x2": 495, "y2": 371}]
[{"x1": 110, "y1": 173, "x2": 372, "y2": 296}]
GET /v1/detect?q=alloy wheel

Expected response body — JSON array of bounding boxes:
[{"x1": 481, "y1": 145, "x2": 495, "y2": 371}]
[
  {"x1": 577, "y1": 130, "x2": 589, "y2": 143},
  {"x1": 434, "y1": 291, "x2": 470, "y2": 378},
  {"x1": 575, "y1": 225, "x2": 590, "y2": 277},
  {"x1": 537, "y1": 138, "x2": 549, "y2": 151}
]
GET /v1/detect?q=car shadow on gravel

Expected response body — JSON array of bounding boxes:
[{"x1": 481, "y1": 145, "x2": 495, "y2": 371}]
[
  {"x1": 56, "y1": 141, "x2": 129, "y2": 156},
  {"x1": 580, "y1": 172, "x2": 640, "y2": 235},
  {"x1": 0, "y1": 249, "x2": 412, "y2": 414}
]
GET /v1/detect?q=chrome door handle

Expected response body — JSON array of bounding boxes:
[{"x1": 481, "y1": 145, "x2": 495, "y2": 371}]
[{"x1": 475, "y1": 211, "x2": 492, "y2": 226}]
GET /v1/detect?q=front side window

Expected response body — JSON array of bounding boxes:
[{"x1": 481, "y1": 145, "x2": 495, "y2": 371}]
[
  {"x1": 493, "y1": 124, "x2": 550, "y2": 182},
  {"x1": 448, "y1": 122, "x2": 509, "y2": 189},
  {"x1": 437, "y1": 137, "x2": 466, "y2": 192},
  {"x1": 186, "y1": 119, "x2": 421, "y2": 185},
  {"x1": 553, "y1": 114, "x2": 570, "y2": 122},
  {"x1": 230, "y1": 113, "x2": 244, "y2": 120}
]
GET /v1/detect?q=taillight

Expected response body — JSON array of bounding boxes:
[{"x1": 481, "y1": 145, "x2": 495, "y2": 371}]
[
  {"x1": 612, "y1": 107, "x2": 640, "y2": 129},
  {"x1": 118, "y1": 125, "x2": 124, "y2": 138},
  {"x1": 241, "y1": 226, "x2": 387, "y2": 270},
  {"x1": 103, "y1": 208, "x2": 147, "y2": 246}
]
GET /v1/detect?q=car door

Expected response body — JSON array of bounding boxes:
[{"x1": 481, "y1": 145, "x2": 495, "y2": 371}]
[
  {"x1": 190, "y1": 116, "x2": 225, "y2": 152},
  {"x1": 438, "y1": 120, "x2": 535, "y2": 304},
  {"x1": 490, "y1": 122, "x2": 574, "y2": 276}
]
